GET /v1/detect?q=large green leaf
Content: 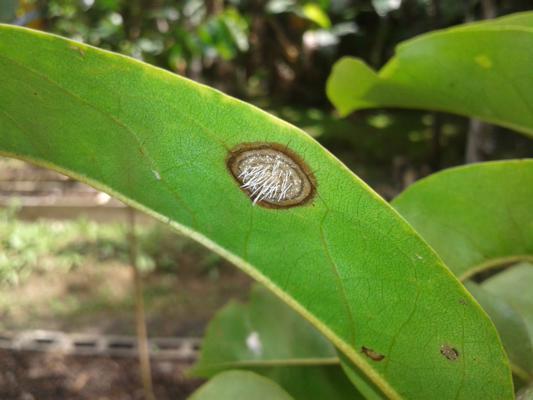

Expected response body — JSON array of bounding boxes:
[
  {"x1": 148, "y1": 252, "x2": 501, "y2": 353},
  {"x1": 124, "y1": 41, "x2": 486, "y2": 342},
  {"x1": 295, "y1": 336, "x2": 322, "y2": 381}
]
[
  {"x1": 192, "y1": 284, "x2": 360, "y2": 399},
  {"x1": 0, "y1": 25, "x2": 513, "y2": 399},
  {"x1": 189, "y1": 370, "x2": 294, "y2": 400},
  {"x1": 326, "y1": 12, "x2": 533, "y2": 138},
  {"x1": 392, "y1": 160, "x2": 533, "y2": 280}
]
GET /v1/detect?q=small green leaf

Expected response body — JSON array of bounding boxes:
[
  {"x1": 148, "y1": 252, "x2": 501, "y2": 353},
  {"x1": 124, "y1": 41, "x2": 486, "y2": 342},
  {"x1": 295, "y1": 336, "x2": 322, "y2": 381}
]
[
  {"x1": 466, "y1": 281, "x2": 533, "y2": 381},
  {"x1": 192, "y1": 284, "x2": 360, "y2": 399},
  {"x1": 193, "y1": 285, "x2": 338, "y2": 374},
  {"x1": 482, "y1": 263, "x2": 533, "y2": 341},
  {"x1": 189, "y1": 370, "x2": 294, "y2": 400},
  {"x1": 392, "y1": 160, "x2": 533, "y2": 280},
  {"x1": 301, "y1": 4, "x2": 331, "y2": 29},
  {"x1": 326, "y1": 12, "x2": 533, "y2": 138}
]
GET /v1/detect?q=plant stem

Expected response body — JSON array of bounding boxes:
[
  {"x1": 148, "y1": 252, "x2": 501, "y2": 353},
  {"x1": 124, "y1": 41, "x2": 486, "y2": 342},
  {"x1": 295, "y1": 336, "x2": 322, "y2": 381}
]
[{"x1": 128, "y1": 207, "x2": 156, "y2": 400}]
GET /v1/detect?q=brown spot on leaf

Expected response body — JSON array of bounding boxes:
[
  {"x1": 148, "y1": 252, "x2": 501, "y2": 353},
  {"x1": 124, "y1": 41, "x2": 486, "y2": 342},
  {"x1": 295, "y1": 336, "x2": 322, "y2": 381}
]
[
  {"x1": 440, "y1": 345, "x2": 459, "y2": 361},
  {"x1": 227, "y1": 142, "x2": 316, "y2": 209},
  {"x1": 361, "y1": 346, "x2": 385, "y2": 362}
]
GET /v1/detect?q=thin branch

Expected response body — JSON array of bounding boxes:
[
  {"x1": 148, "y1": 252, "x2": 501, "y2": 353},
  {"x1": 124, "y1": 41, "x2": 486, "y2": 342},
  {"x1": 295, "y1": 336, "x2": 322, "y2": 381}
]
[{"x1": 128, "y1": 207, "x2": 156, "y2": 400}]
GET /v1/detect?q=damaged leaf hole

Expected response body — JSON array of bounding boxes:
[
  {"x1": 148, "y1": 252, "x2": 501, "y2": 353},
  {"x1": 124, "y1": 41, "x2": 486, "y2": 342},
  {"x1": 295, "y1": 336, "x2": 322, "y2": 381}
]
[
  {"x1": 361, "y1": 346, "x2": 385, "y2": 362},
  {"x1": 440, "y1": 345, "x2": 459, "y2": 361},
  {"x1": 227, "y1": 143, "x2": 316, "y2": 208}
]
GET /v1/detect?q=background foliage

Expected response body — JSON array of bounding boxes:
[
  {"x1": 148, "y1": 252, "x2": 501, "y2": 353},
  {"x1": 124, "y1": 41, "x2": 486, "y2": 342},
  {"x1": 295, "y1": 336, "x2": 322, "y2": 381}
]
[{"x1": 2, "y1": 0, "x2": 532, "y2": 192}]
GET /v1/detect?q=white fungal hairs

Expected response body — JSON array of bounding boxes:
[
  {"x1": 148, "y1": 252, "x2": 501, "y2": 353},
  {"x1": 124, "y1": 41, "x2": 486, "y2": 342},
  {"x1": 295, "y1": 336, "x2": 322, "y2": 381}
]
[
  {"x1": 238, "y1": 154, "x2": 298, "y2": 204},
  {"x1": 228, "y1": 145, "x2": 314, "y2": 208}
]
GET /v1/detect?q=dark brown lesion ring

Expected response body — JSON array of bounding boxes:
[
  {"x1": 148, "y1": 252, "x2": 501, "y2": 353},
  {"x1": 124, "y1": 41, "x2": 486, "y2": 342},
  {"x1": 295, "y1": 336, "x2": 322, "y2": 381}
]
[{"x1": 226, "y1": 142, "x2": 317, "y2": 209}]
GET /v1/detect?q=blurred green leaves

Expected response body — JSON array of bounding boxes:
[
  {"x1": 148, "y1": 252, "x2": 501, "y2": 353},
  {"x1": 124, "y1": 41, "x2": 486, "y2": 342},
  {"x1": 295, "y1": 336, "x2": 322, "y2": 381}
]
[
  {"x1": 196, "y1": 7, "x2": 249, "y2": 61},
  {"x1": 0, "y1": 204, "x2": 223, "y2": 286},
  {"x1": 190, "y1": 370, "x2": 295, "y2": 400},
  {"x1": 192, "y1": 285, "x2": 359, "y2": 400},
  {"x1": 301, "y1": 3, "x2": 331, "y2": 29},
  {"x1": 0, "y1": 0, "x2": 17, "y2": 23},
  {"x1": 46, "y1": 0, "x2": 249, "y2": 68}
]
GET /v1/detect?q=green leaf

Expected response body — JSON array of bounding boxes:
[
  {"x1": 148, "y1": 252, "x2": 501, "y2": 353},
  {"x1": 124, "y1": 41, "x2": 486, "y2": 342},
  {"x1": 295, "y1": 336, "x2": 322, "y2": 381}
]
[
  {"x1": 482, "y1": 11, "x2": 533, "y2": 28},
  {"x1": 0, "y1": 25, "x2": 513, "y2": 399},
  {"x1": 482, "y1": 263, "x2": 533, "y2": 342},
  {"x1": 192, "y1": 284, "x2": 360, "y2": 399},
  {"x1": 326, "y1": 12, "x2": 533, "y2": 138},
  {"x1": 189, "y1": 370, "x2": 294, "y2": 400},
  {"x1": 466, "y1": 281, "x2": 533, "y2": 381},
  {"x1": 301, "y1": 4, "x2": 331, "y2": 29},
  {"x1": 392, "y1": 160, "x2": 533, "y2": 280}
]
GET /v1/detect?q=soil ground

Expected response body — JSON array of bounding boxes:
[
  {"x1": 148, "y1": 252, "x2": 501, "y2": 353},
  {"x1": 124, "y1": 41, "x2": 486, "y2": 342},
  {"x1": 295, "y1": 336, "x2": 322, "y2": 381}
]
[
  {"x1": 0, "y1": 349, "x2": 203, "y2": 400},
  {"x1": 0, "y1": 243, "x2": 250, "y2": 399}
]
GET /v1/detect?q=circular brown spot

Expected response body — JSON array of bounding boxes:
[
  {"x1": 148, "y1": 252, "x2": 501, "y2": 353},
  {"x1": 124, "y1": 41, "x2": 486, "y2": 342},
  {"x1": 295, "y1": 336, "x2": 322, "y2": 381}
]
[
  {"x1": 440, "y1": 345, "x2": 459, "y2": 361},
  {"x1": 361, "y1": 346, "x2": 385, "y2": 362},
  {"x1": 227, "y1": 143, "x2": 315, "y2": 208}
]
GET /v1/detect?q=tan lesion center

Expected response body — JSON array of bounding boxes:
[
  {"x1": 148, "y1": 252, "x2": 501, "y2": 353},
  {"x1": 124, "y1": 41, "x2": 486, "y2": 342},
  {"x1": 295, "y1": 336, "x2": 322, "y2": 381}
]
[{"x1": 228, "y1": 146, "x2": 314, "y2": 208}]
